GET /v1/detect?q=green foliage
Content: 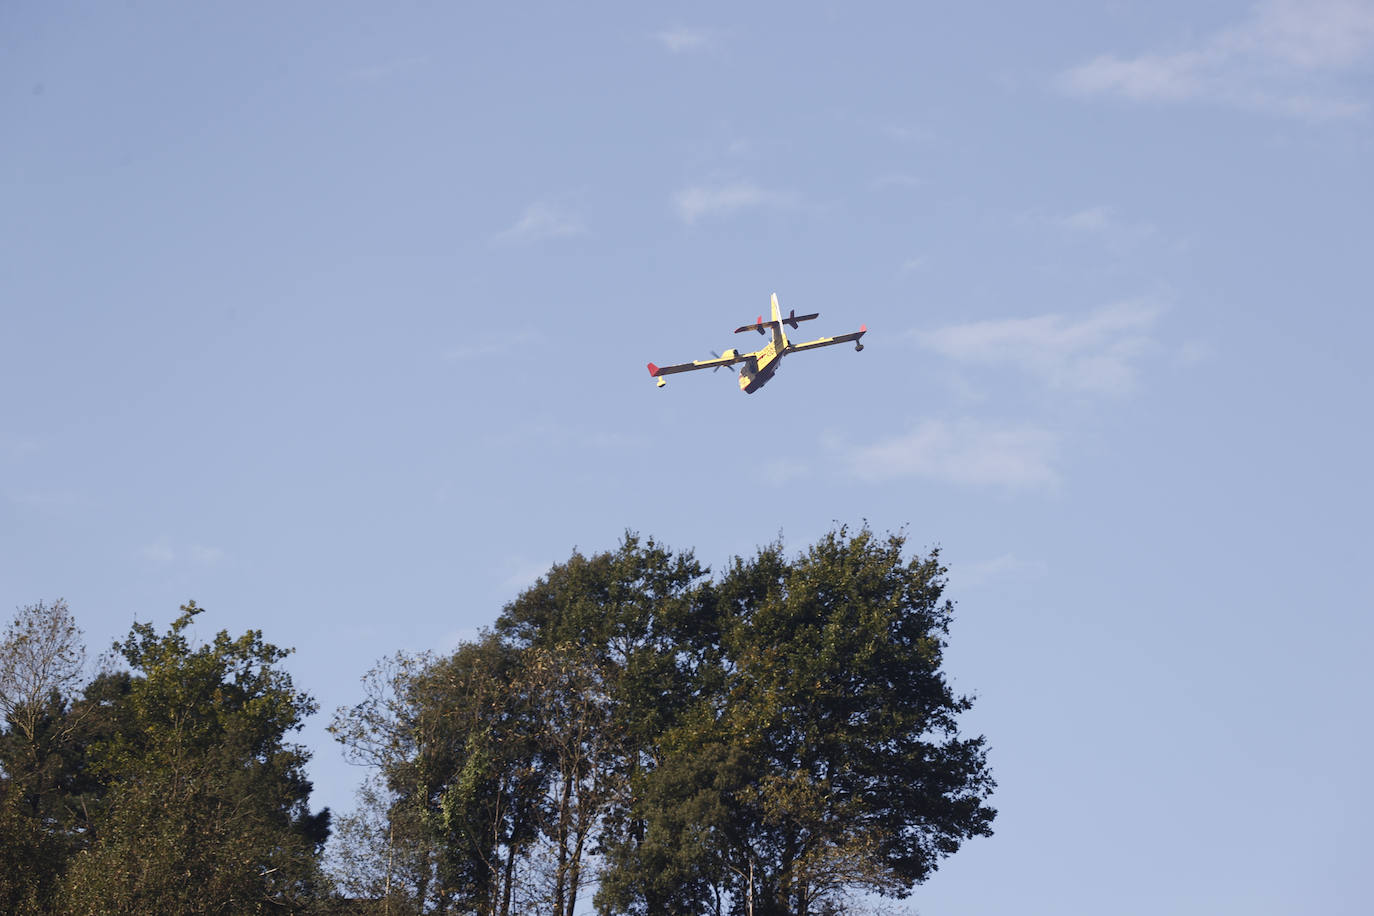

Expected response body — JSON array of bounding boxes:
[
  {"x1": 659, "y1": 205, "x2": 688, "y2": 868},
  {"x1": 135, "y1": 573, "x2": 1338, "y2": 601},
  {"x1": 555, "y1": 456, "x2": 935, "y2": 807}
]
[
  {"x1": 328, "y1": 652, "x2": 459, "y2": 913},
  {"x1": 595, "y1": 527, "x2": 996, "y2": 916},
  {"x1": 339, "y1": 527, "x2": 994, "y2": 916},
  {"x1": 0, "y1": 599, "x2": 87, "y2": 746},
  {"x1": 0, "y1": 600, "x2": 112, "y2": 913},
  {"x1": 60, "y1": 602, "x2": 329, "y2": 915},
  {"x1": 0, "y1": 777, "x2": 67, "y2": 915},
  {"x1": 701, "y1": 528, "x2": 996, "y2": 915}
]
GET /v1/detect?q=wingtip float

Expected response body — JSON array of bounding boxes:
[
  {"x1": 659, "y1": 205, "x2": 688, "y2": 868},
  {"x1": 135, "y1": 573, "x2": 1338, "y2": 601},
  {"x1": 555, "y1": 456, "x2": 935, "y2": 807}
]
[{"x1": 648, "y1": 293, "x2": 866, "y2": 394}]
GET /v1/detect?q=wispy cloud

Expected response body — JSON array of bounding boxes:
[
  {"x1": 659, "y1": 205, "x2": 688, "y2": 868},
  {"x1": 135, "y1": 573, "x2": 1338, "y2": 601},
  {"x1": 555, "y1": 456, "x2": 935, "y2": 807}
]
[
  {"x1": 1060, "y1": 0, "x2": 1374, "y2": 118},
  {"x1": 915, "y1": 301, "x2": 1163, "y2": 395},
  {"x1": 140, "y1": 542, "x2": 176, "y2": 565},
  {"x1": 672, "y1": 181, "x2": 796, "y2": 225},
  {"x1": 1056, "y1": 205, "x2": 1160, "y2": 250},
  {"x1": 846, "y1": 419, "x2": 1059, "y2": 489},
  {"x1": 499, "y1": 558, "x2": 552, "y2": 593},
  {"x1": 654, "y1": 25, "x2": 718, "y2": 53},
  {"x1": 1061, "y1": 206, "x2": 1113, "y2": 232},
  {"x1": 879, "y1": 122, "x2": 932, "y2": 144},
  {"x1": 495, "y1": 203, "x2": 586, "y2": 242},
  {"x1": 442, "y1": 329, "x2": 540, "y2": 362},
  {"x1": 139, "y1": 540, "x2": 226, "y2": 567},
  {"x1": 763, "y1": 458, "x2": 811, "y2": 486},
  {"x1": 958, "y1": 553, "x2": 1050, "y2": 589}
]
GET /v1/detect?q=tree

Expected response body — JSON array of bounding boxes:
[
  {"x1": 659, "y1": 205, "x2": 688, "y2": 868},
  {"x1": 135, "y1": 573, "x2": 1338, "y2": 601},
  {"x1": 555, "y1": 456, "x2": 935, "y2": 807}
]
[
  {"x1": 683, "y1": 528, "x2": 996, "y2": 915},
  {"x1": 334, "y1": 535, "x2": 711, "y2": 915},
  {"x1": 329, "y1": 653, "x2": 445, "y2": 915},
  {"x1": 337, "y1": 528, "x2": 994, "y2": 916},
  {"x1": 415, "y1": 635, "x2": 546, "y2": 916},
  {"x1": 494, "y1": 534, "x2": 711, "y2": 916},
  {"x1": 327, "y1": 773, "x2": 434, "y2": 916},
  {"x1": 0, "y1": 599, "x2": 96, "y2": 914},
  {"x1": 60, "y1": 602, "x2": 330, "y2": 915},
  {"x1": 0, "y1": 599, "x2": 87, "y2": 753},
  {"x1": 335, "y1": 638, "x2": 549, "y2": 916}
]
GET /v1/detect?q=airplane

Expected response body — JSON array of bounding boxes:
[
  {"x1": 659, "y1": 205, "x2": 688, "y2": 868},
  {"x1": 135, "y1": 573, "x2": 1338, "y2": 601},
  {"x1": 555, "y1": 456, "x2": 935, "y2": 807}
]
[{"x1": 647, "y1": 293, "x2": 866, "y2": 394}]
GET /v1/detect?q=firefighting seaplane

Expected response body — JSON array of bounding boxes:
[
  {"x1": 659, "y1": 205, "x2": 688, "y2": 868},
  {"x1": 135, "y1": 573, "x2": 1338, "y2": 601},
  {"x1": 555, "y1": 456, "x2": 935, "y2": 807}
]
[{"x1": 647, "y1": 294, "x2": 866, "y2": 394}]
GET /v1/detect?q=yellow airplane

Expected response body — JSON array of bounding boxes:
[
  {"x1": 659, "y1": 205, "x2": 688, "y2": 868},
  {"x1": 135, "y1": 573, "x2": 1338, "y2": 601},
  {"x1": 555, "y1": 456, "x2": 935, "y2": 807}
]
[{"x1": 647, "y1": 293, "x2": 866, "y2": 393}]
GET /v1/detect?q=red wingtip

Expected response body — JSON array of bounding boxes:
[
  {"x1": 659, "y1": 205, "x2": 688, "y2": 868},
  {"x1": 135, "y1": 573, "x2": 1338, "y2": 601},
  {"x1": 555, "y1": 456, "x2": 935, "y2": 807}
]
[
  {"x1": 860, "y1": 324, "x2": 866, "y2": 332},
  {"x1": 647, "y1": 362, "x2": 659, "y2": 377}
]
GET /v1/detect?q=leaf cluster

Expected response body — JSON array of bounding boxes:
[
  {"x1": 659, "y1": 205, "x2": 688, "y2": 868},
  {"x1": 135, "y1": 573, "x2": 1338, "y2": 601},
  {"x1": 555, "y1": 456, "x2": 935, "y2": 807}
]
[
  {"x1": 335, "y1": 527, "x2": 996, "y2": 916},
  {"x1": 0, "y1": 600, "x2": 331, "y2": 915}
]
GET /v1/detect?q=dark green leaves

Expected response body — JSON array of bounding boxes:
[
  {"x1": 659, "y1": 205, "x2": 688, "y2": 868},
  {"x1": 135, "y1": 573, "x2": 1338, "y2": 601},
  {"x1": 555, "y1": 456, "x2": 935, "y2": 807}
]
[{"x1": 341, "y1": 527, "x2": 995, "y2": 916}]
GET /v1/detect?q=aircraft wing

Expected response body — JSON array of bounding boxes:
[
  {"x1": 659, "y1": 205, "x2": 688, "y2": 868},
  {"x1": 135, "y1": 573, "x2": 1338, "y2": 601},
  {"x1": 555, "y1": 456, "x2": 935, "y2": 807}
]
[
  {"x1": 786, "y1": 325, "x2": 867, "y2": 353},
  {"x1": 647, "y1": 349, "x2": 755, "y2": 379}
]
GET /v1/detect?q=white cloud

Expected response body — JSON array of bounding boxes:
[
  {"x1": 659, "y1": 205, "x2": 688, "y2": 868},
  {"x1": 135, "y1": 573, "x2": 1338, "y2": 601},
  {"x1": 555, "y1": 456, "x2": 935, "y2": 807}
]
[
  {"x1": 1060, "y1": 0, "x2": 1374, "y2": 118},
  {"x1": 879, "y1": 122, "x2": 932, "y2": 144},
  {"x1": 500, "y1": 558, "x2": 551, "y2": 593},
  {"x1": 140, "y1": 541, "x2": 176, "y2": 565},
  {"x1": 1056, "y1": 206, "x2": 1159, "y2": 249},
  {"x1": 725, "y1": 138, "x2": 754, "y2": 156},
  {"x1": 763, "y1": 458, "x2": 811, "y2": 485},
  {"x1": 1237, "y1": 0, "x2": 1374, "y2": 68},
  {"x1": 189, "y1": 545, "x2": 227, "y2": 566},
  {"x1": 442, "y1": 329, "x2": 540, "y2": 362},
  {"x1": 915, "y1": 301, "x2": 1162, "y2": 395},
  {"x1": 1062, "y1": 50, "x2": 1211, "y2": 103},
  {"x1": 139, "y1": 540, "x2": 226, "y2": 567},
  {"x1": 958, "y1": 553, "x2": 1050, "y2": 589},
  {"x1": 846, "y1": 419, "x2": 1059, "y2": 489},
  {"x1": 654, "y1": 25, "x2": 716, "y2": 53},
  {"x1": 672, "y1": 181, "x2": 796, "y2": 224},
  {"x1": 495, "y1": 203, "x2": 586, "y2": 242},
  {"x1": 442, "y1": 340, "x2": 510, "y2": 361},
  {"x1": 1061, "y1": 206, "x2": 1113, "y2": 232}
]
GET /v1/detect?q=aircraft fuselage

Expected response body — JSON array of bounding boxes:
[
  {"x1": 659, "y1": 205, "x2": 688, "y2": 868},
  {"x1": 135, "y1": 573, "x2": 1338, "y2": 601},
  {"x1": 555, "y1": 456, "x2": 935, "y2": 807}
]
[{"x1": 739, "y1": 340, "x2": 782, "y2": 393}]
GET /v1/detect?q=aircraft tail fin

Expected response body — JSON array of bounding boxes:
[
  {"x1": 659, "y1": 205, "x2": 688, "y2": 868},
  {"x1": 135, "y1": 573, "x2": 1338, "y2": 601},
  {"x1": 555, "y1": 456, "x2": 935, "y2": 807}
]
[{"x1": 772, "y1": 293, "x2": 819, "y2": 330}]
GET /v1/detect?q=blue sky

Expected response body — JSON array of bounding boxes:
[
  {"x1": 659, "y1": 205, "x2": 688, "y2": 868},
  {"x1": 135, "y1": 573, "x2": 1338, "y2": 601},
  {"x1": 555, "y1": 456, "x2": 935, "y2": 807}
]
[{"x1": 3, "y1": 2, "x2": 1372, "y2": 912}]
